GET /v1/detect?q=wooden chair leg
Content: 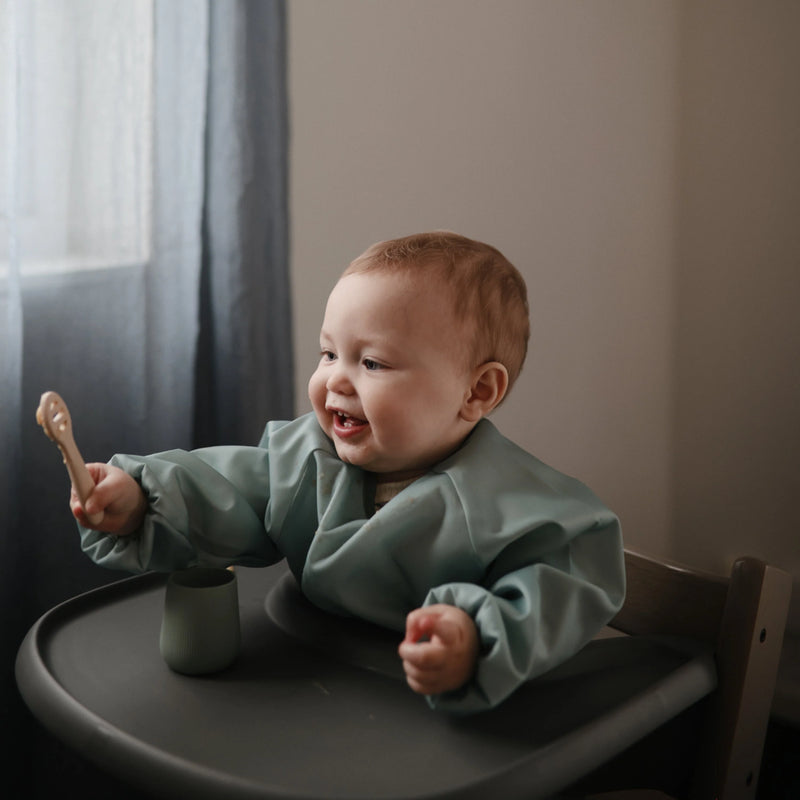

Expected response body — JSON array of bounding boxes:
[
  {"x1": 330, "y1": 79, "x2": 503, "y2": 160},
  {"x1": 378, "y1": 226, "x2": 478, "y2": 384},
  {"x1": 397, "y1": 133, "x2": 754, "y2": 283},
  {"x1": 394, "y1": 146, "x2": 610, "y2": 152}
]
[{"x1": 691, "y1": 559, "x2": 792, "y2": 800}]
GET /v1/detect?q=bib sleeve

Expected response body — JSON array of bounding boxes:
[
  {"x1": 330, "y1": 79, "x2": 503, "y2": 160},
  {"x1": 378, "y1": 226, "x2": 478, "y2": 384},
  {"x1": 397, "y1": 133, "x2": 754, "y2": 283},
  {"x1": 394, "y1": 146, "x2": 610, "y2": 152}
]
[
  {"x1": 419, "y1": 421, "x2": 625, "y2": 713},
  {"x1": 79, "y1": 443, "x2": 282, "y2": 573},
  {"x1": 76, "y1": 415, "x2": 338, "y2": 573},
  {"x1": 423, "y1": 516, "x2": 624, "y2": 713}
]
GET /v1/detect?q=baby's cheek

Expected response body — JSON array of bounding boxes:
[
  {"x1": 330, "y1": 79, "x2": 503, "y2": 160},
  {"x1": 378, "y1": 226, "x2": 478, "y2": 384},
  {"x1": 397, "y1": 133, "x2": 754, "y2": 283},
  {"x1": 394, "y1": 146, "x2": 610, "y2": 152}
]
[
  {"x1": 308, "y1": 376, "x2": 328, "y2": 419},
  {"x1": 307, "y1": 371, "x2": 321, "y2": 405}
]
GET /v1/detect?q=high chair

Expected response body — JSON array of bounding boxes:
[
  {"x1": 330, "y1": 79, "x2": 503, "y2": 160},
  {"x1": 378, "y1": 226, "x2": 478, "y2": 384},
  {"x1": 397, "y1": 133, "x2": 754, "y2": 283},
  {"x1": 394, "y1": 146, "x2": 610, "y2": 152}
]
[{"x1": 15, "y1": 551, "x2": 792, "y2": 800}]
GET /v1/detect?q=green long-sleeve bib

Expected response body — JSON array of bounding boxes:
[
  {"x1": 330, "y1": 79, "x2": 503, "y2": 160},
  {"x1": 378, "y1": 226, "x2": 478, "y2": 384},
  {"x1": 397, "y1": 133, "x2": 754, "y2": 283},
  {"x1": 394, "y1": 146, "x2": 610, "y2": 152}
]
[{"x1": 80, "y1": 413, "x2": 625, "y2": 712}]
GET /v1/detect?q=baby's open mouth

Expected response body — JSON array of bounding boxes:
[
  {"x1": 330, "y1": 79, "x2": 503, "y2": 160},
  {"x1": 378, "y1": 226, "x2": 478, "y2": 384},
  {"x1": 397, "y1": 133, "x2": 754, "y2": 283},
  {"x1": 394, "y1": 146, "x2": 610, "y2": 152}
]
[
  {"x1": 331, "y1": 410, "x2": 369, "y2": 437},
  {"x1": 334, "y1": 411, "x2": 367, "y2": 428}
]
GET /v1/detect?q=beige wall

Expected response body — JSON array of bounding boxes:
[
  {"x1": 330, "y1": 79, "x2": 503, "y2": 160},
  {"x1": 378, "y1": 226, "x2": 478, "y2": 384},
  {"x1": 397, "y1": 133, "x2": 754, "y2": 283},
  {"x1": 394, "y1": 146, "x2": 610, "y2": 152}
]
[
  {"x1": 673, "y1": 2, "x2": 800, "y2": 626},
  {"x1": 288, "y1": 1, "x2": 799, "y2": 634}
]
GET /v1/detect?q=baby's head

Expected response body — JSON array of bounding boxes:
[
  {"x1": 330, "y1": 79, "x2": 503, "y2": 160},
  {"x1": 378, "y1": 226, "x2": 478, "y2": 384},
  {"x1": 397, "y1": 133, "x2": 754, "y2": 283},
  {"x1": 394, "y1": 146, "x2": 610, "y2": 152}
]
[
  {"x1": 344, "y1": 232, "x2": 530, "y2": 392},
  {"x1": 308, "y1": 232, "x2": 529, "y2": 480}
]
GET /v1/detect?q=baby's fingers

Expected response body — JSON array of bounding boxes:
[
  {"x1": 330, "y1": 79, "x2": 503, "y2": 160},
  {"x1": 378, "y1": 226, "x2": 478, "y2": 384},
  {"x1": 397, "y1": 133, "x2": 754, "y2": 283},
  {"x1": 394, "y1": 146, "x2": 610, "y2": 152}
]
[
  {"x1": 403, "y1": 608, "x2": 438, "y2": 644},
  {"x1": 70, "y1": 491, "x2": 104, "y2": 530},
  {"x1": 398, "y1": 638, "x2": 445, "y2": 670},
  {"x1": 69, "y1": 463, "x2": 131, "y2": 530},
  {"x1": 70, "y1": 485, "x2": 92, "y2": 519},
  {"x1": 403, "y1": 664, "x2": 444, "y2": 695}
]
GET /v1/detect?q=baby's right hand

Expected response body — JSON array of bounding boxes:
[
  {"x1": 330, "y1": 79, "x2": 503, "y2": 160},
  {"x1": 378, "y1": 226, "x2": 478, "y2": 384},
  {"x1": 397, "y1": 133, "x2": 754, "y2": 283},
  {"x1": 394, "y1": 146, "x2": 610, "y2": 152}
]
[{"x1": 70, "y1": 463, "x2": 147, "y2": 536}]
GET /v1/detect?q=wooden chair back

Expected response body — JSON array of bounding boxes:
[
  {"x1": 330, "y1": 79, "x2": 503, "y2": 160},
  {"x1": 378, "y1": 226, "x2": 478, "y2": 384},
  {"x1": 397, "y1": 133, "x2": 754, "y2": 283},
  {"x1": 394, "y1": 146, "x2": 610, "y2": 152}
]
[{"x1": 606, "y1": 550, "x2": 792, "y2": 800}]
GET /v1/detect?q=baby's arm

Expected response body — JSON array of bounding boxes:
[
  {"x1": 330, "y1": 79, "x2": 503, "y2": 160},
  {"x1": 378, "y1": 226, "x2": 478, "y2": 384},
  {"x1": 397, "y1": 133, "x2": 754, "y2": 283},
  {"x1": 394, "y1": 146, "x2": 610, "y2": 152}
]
[
  {"x1": 70, "y1": 463, "x2": 147, "y2": 536},
  {"x1": 77, "y1": 447, "x2": 281, "y2": 574},
  {"x1": 398, "y1": 604, "x2": 479, "y2": 696}
]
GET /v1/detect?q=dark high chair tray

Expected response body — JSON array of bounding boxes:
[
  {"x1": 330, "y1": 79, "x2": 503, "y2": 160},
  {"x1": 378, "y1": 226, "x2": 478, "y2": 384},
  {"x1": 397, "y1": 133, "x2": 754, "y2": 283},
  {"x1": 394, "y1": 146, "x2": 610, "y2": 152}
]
[{"x1": 16, "y1": 562, "x2": 716, "y2": 799}]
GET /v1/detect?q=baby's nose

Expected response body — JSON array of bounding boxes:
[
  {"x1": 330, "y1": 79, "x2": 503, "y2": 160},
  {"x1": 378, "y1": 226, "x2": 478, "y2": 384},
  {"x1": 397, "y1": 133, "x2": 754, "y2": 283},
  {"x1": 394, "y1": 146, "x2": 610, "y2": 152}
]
[{"x1": 326, "y1": 363, "x2": 354, "y2": 394}]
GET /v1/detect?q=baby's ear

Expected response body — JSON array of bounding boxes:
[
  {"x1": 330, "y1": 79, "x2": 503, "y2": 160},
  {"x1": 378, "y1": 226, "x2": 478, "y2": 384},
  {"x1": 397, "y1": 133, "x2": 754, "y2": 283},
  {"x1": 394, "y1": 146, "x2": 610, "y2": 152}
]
[{"x1": 460, "y1": 362, "x2": 509, "y2": 422}]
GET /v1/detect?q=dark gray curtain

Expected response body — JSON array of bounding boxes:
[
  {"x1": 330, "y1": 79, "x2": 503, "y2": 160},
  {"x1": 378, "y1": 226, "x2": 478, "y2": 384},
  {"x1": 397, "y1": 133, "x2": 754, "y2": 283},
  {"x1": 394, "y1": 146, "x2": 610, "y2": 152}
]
[
  {"x1": 195, "y1": 0, "x2": 292, "y2": 447},
  {"x1": 1, "y1": 2, "x2": 290, "y2": 796}
]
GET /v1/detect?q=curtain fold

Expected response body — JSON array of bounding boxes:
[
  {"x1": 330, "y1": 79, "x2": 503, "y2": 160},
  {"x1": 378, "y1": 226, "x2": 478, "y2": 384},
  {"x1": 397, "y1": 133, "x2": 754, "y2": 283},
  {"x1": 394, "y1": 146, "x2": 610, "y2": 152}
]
[
  {"x1": 143, "y1": 0, "x2": 210, "y2": 451},
  {"x1": 1, "y1": 1, "x2": 290, "y2": 794},
  {"x1": 195, "y1": 0, "x2": 292, "y2": 447}
]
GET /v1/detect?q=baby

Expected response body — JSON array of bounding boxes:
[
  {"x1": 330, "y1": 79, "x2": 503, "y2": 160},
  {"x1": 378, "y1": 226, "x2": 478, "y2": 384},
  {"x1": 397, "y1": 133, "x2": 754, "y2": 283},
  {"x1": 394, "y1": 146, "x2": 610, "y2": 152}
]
[{"x1": 73, "y1": 231, "x2": 625, "y2": 713}]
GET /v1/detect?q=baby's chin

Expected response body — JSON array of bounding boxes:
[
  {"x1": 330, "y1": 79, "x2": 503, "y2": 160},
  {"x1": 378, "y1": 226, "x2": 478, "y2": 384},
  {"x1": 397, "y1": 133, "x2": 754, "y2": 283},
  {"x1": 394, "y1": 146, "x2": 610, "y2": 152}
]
[
  {"x1": 330, "y1": 441, "x2": 365, "y2": 468},
  {"x1": 333, "y1": 448, "x2": 400, "y2": 476}
]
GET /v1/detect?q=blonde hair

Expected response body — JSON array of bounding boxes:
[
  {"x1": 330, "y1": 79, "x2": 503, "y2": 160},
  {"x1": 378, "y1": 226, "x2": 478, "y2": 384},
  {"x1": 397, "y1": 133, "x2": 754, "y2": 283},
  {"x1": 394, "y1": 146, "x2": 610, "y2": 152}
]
[{"x1": 343, "y1": 231, "x2": 530, "y2": 393}]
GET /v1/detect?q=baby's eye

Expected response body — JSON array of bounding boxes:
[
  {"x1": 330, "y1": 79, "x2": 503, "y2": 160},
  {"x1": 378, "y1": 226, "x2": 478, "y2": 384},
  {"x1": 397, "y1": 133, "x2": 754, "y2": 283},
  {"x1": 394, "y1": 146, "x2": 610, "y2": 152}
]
[
  {"x1": 363, "y1": 358, "x2": 383, "y2": 371},
  {"x1": 320, "y1": 349, "x2": 336, "y2": 362}
]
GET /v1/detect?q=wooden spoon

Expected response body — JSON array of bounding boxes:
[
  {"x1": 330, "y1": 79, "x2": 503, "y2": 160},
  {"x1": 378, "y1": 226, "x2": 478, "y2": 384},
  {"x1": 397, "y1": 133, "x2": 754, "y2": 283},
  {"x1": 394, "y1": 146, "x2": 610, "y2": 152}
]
[{"x1": 36, "y1": 391, "x2": 104, "y2": 526}]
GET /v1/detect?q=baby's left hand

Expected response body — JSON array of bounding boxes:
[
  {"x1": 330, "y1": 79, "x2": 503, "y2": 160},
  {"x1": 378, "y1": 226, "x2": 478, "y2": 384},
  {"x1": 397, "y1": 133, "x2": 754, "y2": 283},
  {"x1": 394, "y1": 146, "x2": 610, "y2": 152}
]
[{"x1": 398, "y1": 604, "x2": 479, "y2": 696}]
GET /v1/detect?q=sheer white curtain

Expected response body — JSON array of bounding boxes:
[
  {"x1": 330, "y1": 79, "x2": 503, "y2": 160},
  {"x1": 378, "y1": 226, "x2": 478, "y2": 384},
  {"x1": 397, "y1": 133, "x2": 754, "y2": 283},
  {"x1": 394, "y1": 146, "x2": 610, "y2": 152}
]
[
  {"x1": 2, "y1": 0, "x2": 207, "y2": 456},
  {"x1": 1, "y1": 1, "x2": 154, "y2": 273},
  {"x1": 2, "y1": 1, "x2": 290, "y2": 794}
]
